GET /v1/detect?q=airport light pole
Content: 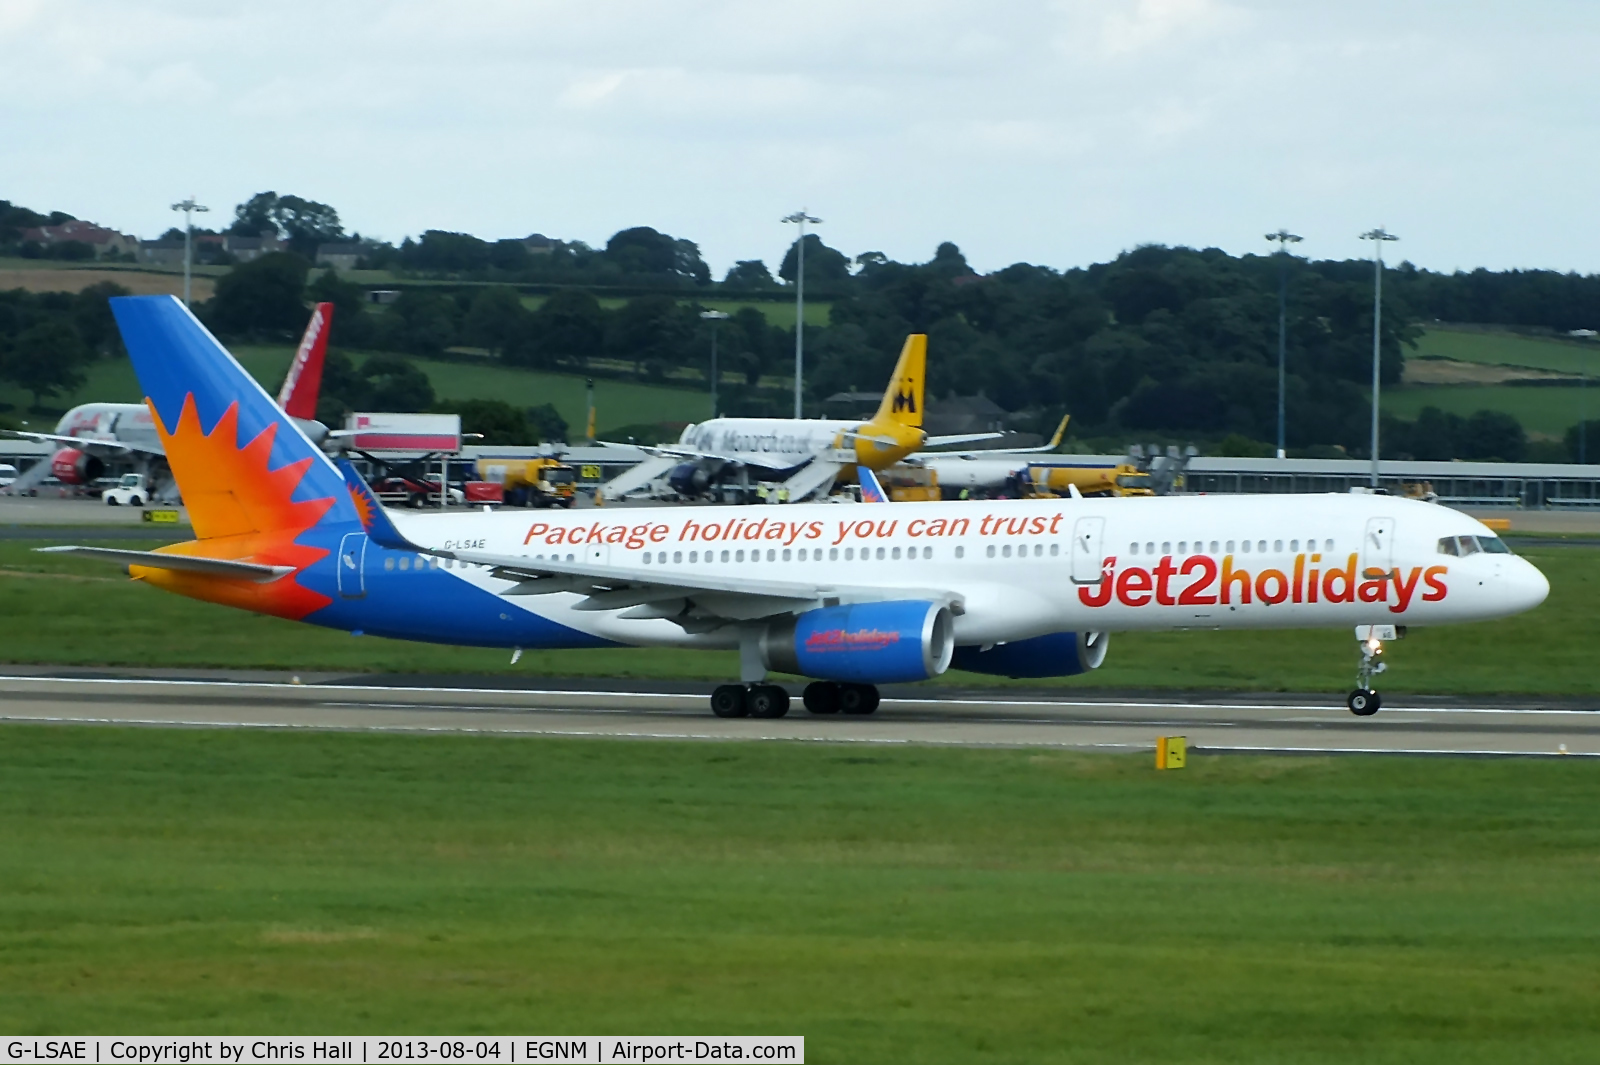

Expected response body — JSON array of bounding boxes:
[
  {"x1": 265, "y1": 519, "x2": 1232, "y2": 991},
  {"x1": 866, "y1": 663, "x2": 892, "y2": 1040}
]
[
  {"x1": 699, "y1": 310, "x2": 730, "y2": 418},
  {"x1": 1265, "y1": 229, "x2": 1302, "y2": 460},
  {"x1": 1360, "y1": 227, "x2": 1399, "y2": 488},
  {"x1": 782, "y1": 210, "x2": 821, "y2": 418},
  {"x1": 170, "y1": 196, "x2": 209, "y2": 307}
]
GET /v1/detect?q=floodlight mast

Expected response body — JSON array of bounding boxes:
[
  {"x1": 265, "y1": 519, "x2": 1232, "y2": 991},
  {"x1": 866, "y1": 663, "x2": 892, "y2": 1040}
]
[
  {"x1": 782, "y1": 210, "x2": 821, "y2": 418},
  {"x1": 1360, "y1": 228, "x2": 1399, "y2": 489},
  {"x1": 699, "y1": 310, "x2": 730, "y2": 418},
  {"x1": 170, "y1": 196, "x2": 209, "y2": 307},
  {"x1": 1265, "y1": 229, "x2": 1302, "y2": 460}
]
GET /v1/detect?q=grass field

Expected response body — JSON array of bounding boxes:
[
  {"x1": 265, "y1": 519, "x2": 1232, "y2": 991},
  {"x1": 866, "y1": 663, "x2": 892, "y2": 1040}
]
[
  {"x1": 516, "y1": 294, "x2": 832, "y2": 328},
  {"x1": 1, "y1": 539, "x2": 1593, "y2": 697},
  {"x1": 1381, "y1": 384, "x2": 1590, "y2": 437},
  {"x1": 0, "y1": 726, "x2": 1596, "y2": 1058},
  {"x1": 1415, "y1": 328, "x2": 1599, "y2": 376},
  {"x1": 0, "y1": 346, "x2": 713, "y2": 437}
]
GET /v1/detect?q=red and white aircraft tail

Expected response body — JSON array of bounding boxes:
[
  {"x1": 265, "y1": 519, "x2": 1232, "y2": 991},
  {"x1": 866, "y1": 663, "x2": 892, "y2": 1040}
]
[{"x1": 277, "y1": 302, "x2": 333, "y2": 420}]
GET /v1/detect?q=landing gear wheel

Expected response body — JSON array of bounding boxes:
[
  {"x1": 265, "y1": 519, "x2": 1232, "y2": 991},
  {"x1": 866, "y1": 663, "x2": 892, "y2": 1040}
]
[
  {"x1": 839, "y1": 683, "x2": 880, "y2": 715},
  {"x1": 747, "y1": 684, "x2": 790, "y2": 719},
  {"x1": 803, "y1": 682, "x2": 842, "y2": 715},
  {"x1": 1347, "y1": 689, "x2": 1381, "y2": 716},
  {"x1": 711, "y1": 684, "x2": 749, "y2": 718}
]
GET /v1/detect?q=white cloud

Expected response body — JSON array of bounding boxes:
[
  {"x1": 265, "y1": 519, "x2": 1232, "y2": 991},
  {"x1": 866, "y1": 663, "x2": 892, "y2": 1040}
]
[{"x1": 0, "y1": 0, "x2": 1597, "y2": 272}]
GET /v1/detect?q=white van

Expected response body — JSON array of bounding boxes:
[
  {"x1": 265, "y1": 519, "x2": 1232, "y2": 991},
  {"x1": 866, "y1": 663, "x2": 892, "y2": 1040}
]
[
  {"x1": 0, "y1": 463, "x2": 16, "y2": 488},
  {"x1": 103, "y1": 472, "x2": 150, "y2": 507}
]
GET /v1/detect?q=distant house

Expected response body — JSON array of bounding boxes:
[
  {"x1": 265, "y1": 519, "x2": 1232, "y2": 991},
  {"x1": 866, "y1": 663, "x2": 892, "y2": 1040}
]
[
  {"x1": 22, "y1": 221, "x2": 138, "y2": 258},
  {"x1": 366, "y1": 289, "x2": 401, "y2": 305},
  {"x1": 139, "y1": 239, "x2": 187, "y2": 266},
  {"x1": 315, "y1": 243, "x2": 365, "y2": 271},
  {"x1": 222, "y1": 230, "x2": 284, "y2": 262}
]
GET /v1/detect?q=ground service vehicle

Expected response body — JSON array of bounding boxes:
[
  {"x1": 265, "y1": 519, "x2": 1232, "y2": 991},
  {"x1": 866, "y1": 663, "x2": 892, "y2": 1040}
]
[
  {"x1": 477, "y1": 458, "x2": 577, "y2": 508},
  {"x1": 52, "y1": 297, "x2": 1552, "y2": 724},
  {"x1": 1024, "y1": 463, "x2": 1153, "y2": 498},
  {"x1": 102, "y1": 473, "x2": 150, "y2": 506}
]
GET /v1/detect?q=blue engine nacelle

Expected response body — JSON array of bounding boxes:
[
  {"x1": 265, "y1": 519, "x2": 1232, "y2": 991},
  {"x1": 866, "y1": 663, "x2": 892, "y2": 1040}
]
[
  {"x1": 950, "y1": 631, "x2": 1110, "y2": 678},
  {"x1": 762, "y1": 600, "x2": 955, "y2": 684},
  {"x1": 668, "y1": 462, "x2": 712, "y2": 497}
]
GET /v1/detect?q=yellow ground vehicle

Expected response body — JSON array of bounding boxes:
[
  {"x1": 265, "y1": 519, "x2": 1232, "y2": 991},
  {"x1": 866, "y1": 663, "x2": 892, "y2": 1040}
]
[
  {"x1": 1024, "y1": 463, "x2": 1153, "y2": 498},
  {"x1": 476, "y1": 458, "x2": 577, "y2": 509}
]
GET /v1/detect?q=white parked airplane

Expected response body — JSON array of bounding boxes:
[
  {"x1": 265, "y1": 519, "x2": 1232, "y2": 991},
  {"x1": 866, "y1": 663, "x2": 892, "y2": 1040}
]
[
  {"x1": 3, "y1": 302, "x2": 333, "y2": 496},
  {"x1": 48, "y1": 296, "x2": 1552, "y2": 723},
  {"x1": 600, "y1": 334, "x2": 1007, "y2": 503}
]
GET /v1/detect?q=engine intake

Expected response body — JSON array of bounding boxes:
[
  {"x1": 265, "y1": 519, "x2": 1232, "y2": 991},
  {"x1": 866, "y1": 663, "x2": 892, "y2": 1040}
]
[
  {"x1": 763, "y1": 600, "x2": 955, "y2": 683},
  {"x1": 51, "y1": 447, "x2": 104, "y2": 486},
  {"x1": 951, "y1": 631, "x2": 1110, "y2": 678}
]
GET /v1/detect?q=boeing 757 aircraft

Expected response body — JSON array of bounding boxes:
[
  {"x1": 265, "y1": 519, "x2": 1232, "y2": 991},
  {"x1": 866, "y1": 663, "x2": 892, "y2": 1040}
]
[{"x1": 47, "y1": 297, "x2": 1549, "y2": 719}]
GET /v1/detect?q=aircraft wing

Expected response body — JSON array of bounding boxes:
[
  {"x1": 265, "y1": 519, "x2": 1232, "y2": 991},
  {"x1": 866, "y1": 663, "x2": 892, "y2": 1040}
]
[
  {"x1": 920, "y1": 415, "x2": 1070, "y2": 459},
  {"x1": 449, "y1": 547, "x2": 963, "y2": 627},
  {"x1": 35, "y1": 546, "x2": 293, "y2": 582},
  {"x1": 1, "y1": 430, "x2": 164, "y2": 456}
]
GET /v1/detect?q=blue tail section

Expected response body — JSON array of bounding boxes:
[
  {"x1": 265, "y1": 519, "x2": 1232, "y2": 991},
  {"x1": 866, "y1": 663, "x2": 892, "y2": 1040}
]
[
  {"x1": 110, "y1": 295, "x2": 354, "y2": 516},
  {"x1": 858, "y1": 465, "x2": 889, "y2": 503},
  {"x1": 337, "y1": 459, "x2": 417, "y2": 551}
]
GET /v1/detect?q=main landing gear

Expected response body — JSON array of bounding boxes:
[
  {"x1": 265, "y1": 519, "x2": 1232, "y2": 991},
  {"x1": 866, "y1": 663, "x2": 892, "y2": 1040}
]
[
  {"x1": 1347, "y1": 626, "x2": 1393, "y2": 717},
  {"x1": 708, "y1": 682, "x2": 881, "y2": 718}
]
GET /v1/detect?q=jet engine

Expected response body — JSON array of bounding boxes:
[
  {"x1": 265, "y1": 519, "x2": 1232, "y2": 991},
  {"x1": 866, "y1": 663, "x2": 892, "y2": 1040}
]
[
  {"x1": 762, "y1": 600, "x2": 955, "y2": 684},
  {"x1": 667, "y1": 462, "x2": 713, "y2": 498},
  {"x1": 50, "y1": 447, "x2": 105, "y2": 485},
  {"x1": 950, "y1": 631, "x2": 1110, "y2": 678}
]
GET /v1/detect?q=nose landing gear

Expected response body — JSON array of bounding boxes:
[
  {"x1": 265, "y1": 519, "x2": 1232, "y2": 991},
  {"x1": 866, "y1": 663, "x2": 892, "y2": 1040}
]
[{"x1": 1348, "y1": 625, "x2": 1400, "y2": 716}]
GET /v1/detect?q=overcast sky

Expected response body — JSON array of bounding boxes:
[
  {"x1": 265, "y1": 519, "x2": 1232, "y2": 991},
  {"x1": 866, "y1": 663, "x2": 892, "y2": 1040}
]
[{"x1": 4, "y1": 1, "x2": 1596, "y2": 276}]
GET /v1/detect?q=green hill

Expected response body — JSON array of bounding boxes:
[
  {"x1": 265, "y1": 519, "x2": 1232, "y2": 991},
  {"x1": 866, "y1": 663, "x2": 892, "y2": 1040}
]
[
  {"x1": 1413, "y1": 327, "x2": 1598, "y2": 375},
  {"x1": 1, "y1": 347, "x2": 712, "y2": 437}
]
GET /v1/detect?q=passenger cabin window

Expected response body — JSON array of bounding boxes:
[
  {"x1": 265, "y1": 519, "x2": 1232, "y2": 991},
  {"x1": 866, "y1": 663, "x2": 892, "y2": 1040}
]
[{"x1": 1130, "y1": 543, "x2": 1140, "y2": 556}]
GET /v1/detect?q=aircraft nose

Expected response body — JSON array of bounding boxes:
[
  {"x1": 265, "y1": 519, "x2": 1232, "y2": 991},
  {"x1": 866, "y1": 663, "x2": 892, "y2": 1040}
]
[{"x1": 1511, "y1": 556, "x2": 1550, "y2": 612}]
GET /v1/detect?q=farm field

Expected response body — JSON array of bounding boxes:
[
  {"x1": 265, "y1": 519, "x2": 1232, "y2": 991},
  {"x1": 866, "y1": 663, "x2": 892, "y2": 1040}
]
[
  {"x1": 0, "y1": 538, "x2": 1592, "y2": 697},
  {"x1": 0, "y1": 344, "x2": 713, "y2": 436},
  {"x1": 1, "y1": 725, "x2": 1596, "y2": 1060},
  {"x1": 1413, "y1": 327, "x2": 1599, "y2": 375},
  {"x1": 1381, "y1": 383, "x2": 1589, "y2": 437},
  {"x1": 0, "y1": 261, "x2": 215, "y2": 301}
]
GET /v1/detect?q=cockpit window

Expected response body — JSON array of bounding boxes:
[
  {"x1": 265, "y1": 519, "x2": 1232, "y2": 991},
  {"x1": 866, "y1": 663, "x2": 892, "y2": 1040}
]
[{"x1": 1439, "y1": 534, "x2": 1513, "y2": 556}]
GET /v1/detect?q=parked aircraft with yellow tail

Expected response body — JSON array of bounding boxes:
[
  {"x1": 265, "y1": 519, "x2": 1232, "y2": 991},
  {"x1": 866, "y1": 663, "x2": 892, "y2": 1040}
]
[{"x1": 600, "y1": 335, "x2": 1001, "y2": 503}]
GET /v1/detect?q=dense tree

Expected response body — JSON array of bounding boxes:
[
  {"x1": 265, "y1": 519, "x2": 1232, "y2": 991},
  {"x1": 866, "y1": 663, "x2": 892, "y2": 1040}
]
[
  {"x1": 607, "y1": 295, "x2": 695, "y2": 381},
  {"x1": 230, "y1": 191, "x2": 345, "y2": 257},
  {"x1": 462, "y1": 287, "x2": 529, "y2": 356},
  {"x1": 360, "y1": 354, "x2": 435, "y2": 412},
  {"x1": 206, "y1": 252, "x2": 312, "y2": 337},
  {"x1": 723, "y1": 260, "x2": 775, "y2": 289},
  {"x1": 434, "y1": 398, "x2": 533, "y2": 444},
  {"x1": 0, "y1": 319, "x2": 92, "y2": 407},
  {"x1": 604, "y1": 227, "x2": 710, "y2": 285},
  {"x1": 778, "y1": 234, "x2": 851, "y2": 290},
  {"x1": 521, "y1": 288, "x2": 605, "y2": 369}
]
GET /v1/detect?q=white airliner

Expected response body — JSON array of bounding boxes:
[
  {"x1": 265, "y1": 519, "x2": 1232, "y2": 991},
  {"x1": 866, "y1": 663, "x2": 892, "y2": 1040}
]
[
  {"x1": 3, "y1": 302, "x2": 332, "y2": 495},
  {"x1": 50, "y1": 296, "x2": 1551, "y2": 723},
  {"x1": 601, "y1": 334, "x2": 1009, "y2": 503}
]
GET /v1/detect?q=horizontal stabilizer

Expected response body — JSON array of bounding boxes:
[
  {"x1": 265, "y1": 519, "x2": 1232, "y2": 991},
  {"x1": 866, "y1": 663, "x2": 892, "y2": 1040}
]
[{"x1": 36, "y1": 546, "x2": 293, "y2": 582}]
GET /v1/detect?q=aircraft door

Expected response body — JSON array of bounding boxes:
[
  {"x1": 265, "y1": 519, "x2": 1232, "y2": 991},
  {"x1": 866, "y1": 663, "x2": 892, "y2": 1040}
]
[
  {"x1": 1070, "y1": 516, "x2": 1106, "y2": 584},
  {"x1": 337, "y1": 531, "x2": 367, "y2": 598},
  {"x1": 1361, "y1": 517, "x2": 1395, "y2": 579}
]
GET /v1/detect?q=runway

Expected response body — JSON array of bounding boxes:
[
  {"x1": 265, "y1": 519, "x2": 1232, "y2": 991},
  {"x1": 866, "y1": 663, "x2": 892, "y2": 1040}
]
[{"x1": 0, "y1": 674, "x2": 1595, "y2": 757}]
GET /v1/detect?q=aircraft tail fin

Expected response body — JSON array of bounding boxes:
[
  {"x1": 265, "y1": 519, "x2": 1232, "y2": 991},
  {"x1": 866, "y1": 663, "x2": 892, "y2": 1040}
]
[
  {"x1": 858, "y1": 465, "x2": 889, "y2": 503},
  {"x1": 871, "y1": 334, "x2": 926, "y2": 429},
  {"x1": 109, "y1": 295, "x2": 356, "y2": 540},
  {"x1": 277, "y1": 302, "x2": 333, "y2": 419}
]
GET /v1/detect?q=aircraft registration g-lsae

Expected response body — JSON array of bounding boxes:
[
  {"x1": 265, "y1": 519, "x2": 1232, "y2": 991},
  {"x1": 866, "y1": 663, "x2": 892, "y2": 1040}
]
[{"x1": 47, "y1": 296, "x2": 1549, "y2": 718}]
